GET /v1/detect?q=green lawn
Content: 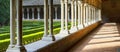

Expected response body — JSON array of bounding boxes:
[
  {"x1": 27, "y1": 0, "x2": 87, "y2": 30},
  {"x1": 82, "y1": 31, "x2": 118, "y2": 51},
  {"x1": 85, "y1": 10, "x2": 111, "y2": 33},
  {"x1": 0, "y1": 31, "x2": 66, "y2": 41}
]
[{"x1": 0, "y1": 21, "x2": 71, "y2": 52}]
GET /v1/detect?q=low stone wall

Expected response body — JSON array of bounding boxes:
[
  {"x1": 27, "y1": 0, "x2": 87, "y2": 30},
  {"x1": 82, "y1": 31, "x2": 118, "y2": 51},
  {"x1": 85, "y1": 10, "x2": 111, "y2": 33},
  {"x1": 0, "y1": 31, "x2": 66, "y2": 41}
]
[{"x1": 37, "y1": 21, "x2": 101, "y2": 52}]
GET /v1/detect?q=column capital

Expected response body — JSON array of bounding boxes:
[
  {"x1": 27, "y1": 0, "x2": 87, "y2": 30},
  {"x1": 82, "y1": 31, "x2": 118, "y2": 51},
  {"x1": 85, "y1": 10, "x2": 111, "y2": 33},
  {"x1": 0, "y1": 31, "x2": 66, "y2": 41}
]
[
  {"x1": 37, "y1": 8, "x2": 40, "y2": 11},
  {"x1": 27, "y1": 8, "x2": 29, "y2": 12},
  {"x1": 84, "y1": 3, "x2": 89, "y2": 7},
  {"x1": 64, "y1": 0, "x2": 68, "y2": 3},
  {"x1": 61, "y1": 0, "x2": 64, "y2": 2},
  {"x1": 32, "y1": 8, "x2": 34, "y2": 11}
]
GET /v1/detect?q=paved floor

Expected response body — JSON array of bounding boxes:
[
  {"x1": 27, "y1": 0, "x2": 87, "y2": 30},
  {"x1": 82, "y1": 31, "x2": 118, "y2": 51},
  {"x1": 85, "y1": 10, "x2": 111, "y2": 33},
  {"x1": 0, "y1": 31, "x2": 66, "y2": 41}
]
[{"x1": 68, "y1": 23, "x2": 120, "y2": 52}]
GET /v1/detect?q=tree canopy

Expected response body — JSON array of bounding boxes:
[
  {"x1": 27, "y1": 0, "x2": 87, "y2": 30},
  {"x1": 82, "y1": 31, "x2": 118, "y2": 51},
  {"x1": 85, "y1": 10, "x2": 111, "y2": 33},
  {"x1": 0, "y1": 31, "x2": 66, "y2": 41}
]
[{"x1": 0, "y1": 0, "x2": 10, "y2": 26}]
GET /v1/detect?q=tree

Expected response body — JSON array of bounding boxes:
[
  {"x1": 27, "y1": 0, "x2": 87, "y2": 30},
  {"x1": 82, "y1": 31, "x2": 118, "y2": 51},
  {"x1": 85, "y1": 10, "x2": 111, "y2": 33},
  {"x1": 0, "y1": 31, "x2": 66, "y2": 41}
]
[{"x1": 0, "y1": 0, "x2": 10, "y2": 27}]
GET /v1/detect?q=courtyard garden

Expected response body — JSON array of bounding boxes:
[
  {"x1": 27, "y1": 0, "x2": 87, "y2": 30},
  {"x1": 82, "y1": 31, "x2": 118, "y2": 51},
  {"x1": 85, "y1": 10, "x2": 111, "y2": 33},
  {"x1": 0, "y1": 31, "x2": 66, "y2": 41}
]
[{"x1": 0, "y1": 20, "x2": 71, "y2": 51}]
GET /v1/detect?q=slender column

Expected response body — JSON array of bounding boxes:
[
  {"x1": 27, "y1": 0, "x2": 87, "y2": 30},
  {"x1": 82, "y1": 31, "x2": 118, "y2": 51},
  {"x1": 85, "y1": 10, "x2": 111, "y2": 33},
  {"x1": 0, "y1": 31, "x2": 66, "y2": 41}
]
[
  {"x1": 32, "y1": 8, "x2": 35, "y2": 20},
  {"x1": 89, "y1": 6, "x2": 92, "y2": 23},
  {"x1": 49, "y1": 0, "x2": 55, "y2": 41},
  {"x1": 78, "y1": 0, "x2": 80, "y2": 28},
  {"x1": 88, "y1": 5, "x2": 91, "y2": 25},
  {"x1": 37, "y1": 8, "x2": 40, "y2": 20},
  {"x1": 60, "y1": 0, "x2": 65, "y2": 33},
  {"x1": 64, "y1": 0, "x2": 69, "y2": 34},
  {"x1": 15, "y1": 0, "x2": 26, "y2": 51},
  {"x1": 86, "y1": 4, "x2": 89, "y2": 26},
  {"x1": 80, "y1": 2, "x2": 84, "y2": 27},
  {"x1": 44, "y1": 0, "x2": 48, "y2": 36},
  {"x1": 74, "y1": 0, "x2": 78, "y2": 29},
  {"x1": 70, "y1": 0, "x2": 75, "y2": 33},
  {"x1": 70, "y1": 0, "x2": 74, "y2": 29},
  {"x1": 89, "y1": 5, "x2": 92, "y2": 24},
  {"x1": 7, "y1": 0, "x2": 16, "y2": 49},
  {"x1": 27, "y1": 8, "x2": 29, "y2": 20},
  {"x1": 68, "y1": 7, "x2": 70, "y2": 20},
  {"x1": 55, "y1": 7, "x2": 58, "y2": 20},
  {"x1": 93, "y1": 7, "x2": 96, "y2": 23},
  {"x1": 98, "y1": 9, "x2": 101, "y2": 21},
  {"x1": 83, "y1": 3, "x2": 87, "y2": 27},
  {"x1": 7, "y1": 0, "x2": 26, "y2": 52},
  {"x1": 22, "y1": 8, "x2": 25, "y2": 20},
  {"x1": 91, "y1": 6, "x2": 94, "y2": 23}
]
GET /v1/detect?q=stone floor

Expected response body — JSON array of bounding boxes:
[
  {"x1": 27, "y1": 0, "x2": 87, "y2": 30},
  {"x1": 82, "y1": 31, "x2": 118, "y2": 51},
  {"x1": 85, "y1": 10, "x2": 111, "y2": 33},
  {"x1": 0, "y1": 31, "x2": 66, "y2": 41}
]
[{"x1": 68, "y1": 23, "x2": 120, "y2": 52}]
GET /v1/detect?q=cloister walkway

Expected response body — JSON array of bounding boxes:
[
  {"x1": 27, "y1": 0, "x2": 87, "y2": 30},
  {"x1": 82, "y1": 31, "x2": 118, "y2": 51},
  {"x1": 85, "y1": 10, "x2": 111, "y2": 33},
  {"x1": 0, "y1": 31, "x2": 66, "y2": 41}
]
[{"x1": 68, "y1": 23, "x2": 120, "y2": 52}]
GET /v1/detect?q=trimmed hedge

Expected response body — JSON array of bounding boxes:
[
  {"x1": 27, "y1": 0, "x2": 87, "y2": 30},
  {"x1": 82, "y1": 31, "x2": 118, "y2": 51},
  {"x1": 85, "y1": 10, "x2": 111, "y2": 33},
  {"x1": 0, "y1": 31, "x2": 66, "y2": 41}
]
[{"x1": 0, "y1": 25, "x2": 71, "y2": 52}]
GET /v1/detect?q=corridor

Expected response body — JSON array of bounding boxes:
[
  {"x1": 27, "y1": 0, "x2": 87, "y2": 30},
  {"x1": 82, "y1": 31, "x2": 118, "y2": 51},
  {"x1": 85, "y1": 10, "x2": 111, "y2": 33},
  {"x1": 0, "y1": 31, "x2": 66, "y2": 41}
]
[{"x1": 68, "y1": 23, "x2": 120, "y2": 52}]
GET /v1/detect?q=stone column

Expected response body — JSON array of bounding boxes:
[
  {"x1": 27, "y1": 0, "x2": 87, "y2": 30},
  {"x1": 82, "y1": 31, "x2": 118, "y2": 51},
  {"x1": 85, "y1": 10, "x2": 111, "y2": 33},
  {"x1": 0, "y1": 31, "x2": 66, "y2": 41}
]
[
  {"x1": 42, "y1": 0, "x2": 49, "y2": 40},
  {"x1": 64, "y1": 0, "x2": 69, "y2": 34},
  {"x1": 88, "y1": 5, "x2": 91, "y2": 25},
  {"x1": 88, "y1": 5, "x2": 90, "y2": 25},
  {"x1": 85, "y1": 4, "x2": 89, "y2": 26},
  {"x1": 78, "y1": 1, "x2": 83, "y2": 29},
  {"x1": 49, "y1": 0, "x2": 55, "y2": 41},
  {"x1": 68, "y1": 7, "x2": 70, "y2": 20},
  {"x1": 98, "y1": 9, "x2": 102, "y2": 21},
  {"x1": 15, "y1": 0, "x2": 26, "y2": 51},
  {"x1": 83, "y1": 3, "x2": 87, "y2": 27},
  {"x1": 7, "y1": 0, "x2": 26, "y2": 52},
  {"x1": 91, "y1": 6, "x2": 94, "y2": 23},
  {"x1": 93, "y1": 7, "x2": 96, "y2": 23},
  {"x1": 37, "y1": 8, "x2": 40, "y2": 20},
  {"x1": 27, "y1": 8, "x2": 29, "y2": 20},
  {"x1": 60, "y1": 0, "x2": 65, "y2": 34},
  {"x1": 80, "y1": 2, "x2": 84, "y2": 28},
  {"x1": 6, "y1": 0, "x2": 16, "y2": 50},
  {"x1": 32, "y1": 8, "x2": 35, "y2": 20},
  {"x1": 55, "y1": 7, "x2": 58, "y2": 20},
  {"x1": 78, "y1": 0, "x2": 80, "y2": 29},
  {"x1": 74, "y1": 0, "x2": 78, "y2": 30},
  {"x1": 70, "y1": 0, "x2": 75, "y2": 33},
  {"x1": 22, "y1": 8, "x2": 25, "y2": 20}
]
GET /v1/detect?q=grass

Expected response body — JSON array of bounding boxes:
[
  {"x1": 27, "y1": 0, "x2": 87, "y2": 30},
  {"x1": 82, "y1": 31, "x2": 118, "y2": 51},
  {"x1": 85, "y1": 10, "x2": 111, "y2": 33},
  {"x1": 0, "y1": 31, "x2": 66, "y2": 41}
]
[{"x1": 0, "y1": 20, "x2": 71, "y2": 52}]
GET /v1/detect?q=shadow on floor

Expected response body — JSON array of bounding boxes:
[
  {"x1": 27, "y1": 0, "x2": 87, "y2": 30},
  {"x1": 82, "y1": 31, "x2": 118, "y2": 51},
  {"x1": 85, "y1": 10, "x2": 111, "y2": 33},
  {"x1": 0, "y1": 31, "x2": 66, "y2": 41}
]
[{"x1": 67, "y1": 23, "x2": 120, "y2": 52}]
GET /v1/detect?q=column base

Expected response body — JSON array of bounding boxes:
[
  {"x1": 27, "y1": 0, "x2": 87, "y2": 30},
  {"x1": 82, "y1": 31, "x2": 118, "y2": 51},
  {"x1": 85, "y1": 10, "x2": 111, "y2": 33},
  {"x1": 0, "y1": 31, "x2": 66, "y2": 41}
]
[
  {"x1": 78, "y1": 24, "x2": 84, "y2": 29},
  {"x1": 6, "y1": 45, "x2": 26, "y2": 52},
  {"x1": 63, "y1": 29, "x2": 70, "y2": 35},
  {"x1": 42, "y1": 35, "x2": 55, "y2": 41},
  {"x1": 84, "y1": 23, "x2": 88, "y2": 27},
  {"x1": 59, "y1": 29, "x2": 64, "y2": 34},
  {"x1": 88, "y1": 22, "x2": 92, "y2": 25},
  {"x1": 56, "y1": 29, "x2": 70, "y2": 38},
  {"x1": 69, "y1": 26, "x2": 78, "y2": 33}
]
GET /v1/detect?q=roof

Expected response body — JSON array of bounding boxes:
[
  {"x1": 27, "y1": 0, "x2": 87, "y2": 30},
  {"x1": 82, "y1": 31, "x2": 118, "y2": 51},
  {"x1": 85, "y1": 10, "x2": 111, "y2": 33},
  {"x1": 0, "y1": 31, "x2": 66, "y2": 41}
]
[{"x1": 23, "y1": 0, "x2": 61, "y2": 6}]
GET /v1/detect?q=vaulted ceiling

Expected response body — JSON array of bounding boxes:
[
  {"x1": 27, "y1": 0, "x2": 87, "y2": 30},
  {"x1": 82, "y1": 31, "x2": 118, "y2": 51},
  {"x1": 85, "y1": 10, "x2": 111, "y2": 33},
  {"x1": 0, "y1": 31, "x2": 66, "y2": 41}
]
[{"x1": 102, "y1": 0, "x2": 120, "y2": 17}]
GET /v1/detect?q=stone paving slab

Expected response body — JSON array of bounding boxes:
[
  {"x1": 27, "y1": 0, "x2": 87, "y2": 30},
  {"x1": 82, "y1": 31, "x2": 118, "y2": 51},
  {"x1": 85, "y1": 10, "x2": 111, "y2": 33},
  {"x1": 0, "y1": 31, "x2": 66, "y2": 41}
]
[{"x1": 68, "y1": 23, "x2": 120, "y2": 52}]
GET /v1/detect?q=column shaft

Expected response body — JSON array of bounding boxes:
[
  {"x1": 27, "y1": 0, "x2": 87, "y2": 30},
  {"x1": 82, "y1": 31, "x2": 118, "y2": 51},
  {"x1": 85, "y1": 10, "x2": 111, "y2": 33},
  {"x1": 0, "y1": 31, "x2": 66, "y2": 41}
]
[
  {"x1": 81, "y1": 3, "x2": 83, "y2": 26},
  {"x1": 49, "y1": 0, "x2": 55, "y2": 41},
  {"x1": 27, "y1": 8, "x2": 29, "y2": 20},
  {"x1": 99, "y1": 9, "x2": 101, "y2": 21},
  {"x1": 44, "y1": 0, "x2": 49, "y2": 36},
  {"x1": 32, "y1": 8, "x2": 34, "y2": 19},
  {"x1": 71, "y1": 0, "x2": 74, "y2": 28},
  {"x1": 22, "y1": 8, "x2": 25, "y2": 20},
  {"x1": 83, "y1": 4, "x2": 87, "y2": 26},
  {"x1": 60, "y1": 0, "x2": 64, "y2": 33},
  {"x1": 55, "y1": 7, "x2": 58, "y2": 20},
  {"x1": 65, "y1": 0, "x2": 68, "y2": 30},
  {"x1": 16, "y1": 0, "x2": 23, "y2": 46},
  {"x1": 78, "y1": 1, "x2": 80, "y2": 26},
  {"x1": 74, "y1": 0, "x2": 78, "y2": 27},
  {"x1": 9, "y1": 0, "x2": 16, "y2": 47},
  {"x1": 86, "y1": 5, "x2": 88, "y2": 25},
  {"x1": 37, "y1": 8, "x2": 40, "y2": 20}
]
